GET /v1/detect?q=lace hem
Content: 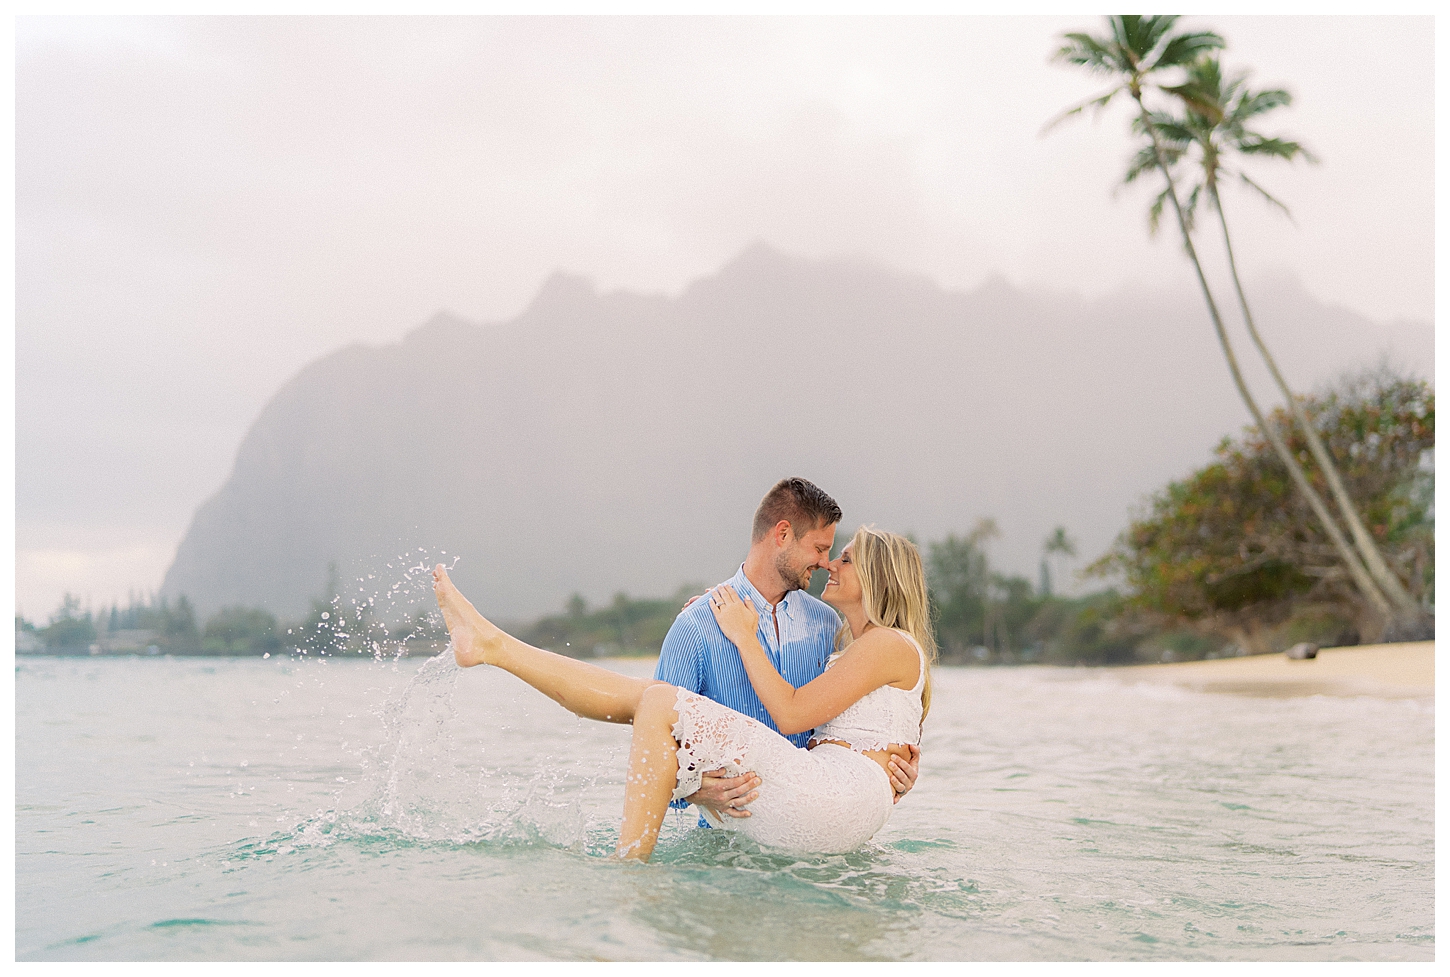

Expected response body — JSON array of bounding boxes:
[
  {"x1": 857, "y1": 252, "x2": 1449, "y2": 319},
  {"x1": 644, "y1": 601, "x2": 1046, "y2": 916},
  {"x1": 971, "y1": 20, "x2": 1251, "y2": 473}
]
[
  {"x1": 815, "y1": 736, "x2": 894, "y2": 753},
  {"x1": 670, "y1": 688, "x2": 750, "y2": 802}
]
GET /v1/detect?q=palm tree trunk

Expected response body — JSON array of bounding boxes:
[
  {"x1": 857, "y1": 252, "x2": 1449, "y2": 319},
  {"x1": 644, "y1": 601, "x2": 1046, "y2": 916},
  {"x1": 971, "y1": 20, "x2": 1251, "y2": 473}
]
[
  {"x1": 1210, "y1": 188, "x2": 1423, "y2": 618},
  {"x1": 1131, "y1": 94, "x2": 1393, "y2": 618}
]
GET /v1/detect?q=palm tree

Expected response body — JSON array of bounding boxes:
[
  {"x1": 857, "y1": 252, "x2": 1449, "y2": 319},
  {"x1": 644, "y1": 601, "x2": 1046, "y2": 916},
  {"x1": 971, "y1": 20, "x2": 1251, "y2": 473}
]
[
  {"x1": 1050, "y1": 17, "x2": 1395, "y2": 619},
  {"x1": 968, "y1": 518, "x2": 1001, "y2": 652},
  {"x1": 1040, "y1": 526, "x2": 1077, "y2": 597},
  {"x1": 1150, "y1": 56, "x2": 1424, "y2": 621}
]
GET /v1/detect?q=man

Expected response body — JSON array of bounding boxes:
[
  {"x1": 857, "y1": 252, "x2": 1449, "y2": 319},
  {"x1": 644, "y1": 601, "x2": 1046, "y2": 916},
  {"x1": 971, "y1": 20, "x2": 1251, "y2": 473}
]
[{"x1": 655, "y1": 476, "x2": 921, "y2": 824}]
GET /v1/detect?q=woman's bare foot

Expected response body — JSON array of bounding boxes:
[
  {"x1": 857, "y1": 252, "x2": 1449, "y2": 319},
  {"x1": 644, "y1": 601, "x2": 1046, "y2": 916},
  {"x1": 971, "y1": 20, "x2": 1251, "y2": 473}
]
[{"x1": 432, "y1": 565, "x2": 504, "y2": 668}]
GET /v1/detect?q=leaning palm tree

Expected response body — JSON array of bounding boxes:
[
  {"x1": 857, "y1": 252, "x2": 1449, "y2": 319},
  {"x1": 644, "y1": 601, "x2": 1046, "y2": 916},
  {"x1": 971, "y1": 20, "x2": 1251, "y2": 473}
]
[
  {"x1": 1152, "y1": 55, "x2": 1423, "y2": 620},
  {"x1": 1050, "y1": 16, "x2": 1395, "y2": 618}
]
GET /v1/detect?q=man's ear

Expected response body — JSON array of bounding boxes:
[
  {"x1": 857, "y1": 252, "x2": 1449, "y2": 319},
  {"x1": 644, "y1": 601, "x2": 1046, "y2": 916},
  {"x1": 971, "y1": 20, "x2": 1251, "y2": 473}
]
[{"x1": 773, "y1": 520, "x2": 793, "y2": 547}]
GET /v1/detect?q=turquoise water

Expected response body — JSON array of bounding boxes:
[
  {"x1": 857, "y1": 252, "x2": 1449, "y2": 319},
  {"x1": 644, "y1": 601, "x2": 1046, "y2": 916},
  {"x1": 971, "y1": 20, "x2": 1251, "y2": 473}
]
[{"x1": 16, "y1": 653, "x2": 1434, "y2": 960}]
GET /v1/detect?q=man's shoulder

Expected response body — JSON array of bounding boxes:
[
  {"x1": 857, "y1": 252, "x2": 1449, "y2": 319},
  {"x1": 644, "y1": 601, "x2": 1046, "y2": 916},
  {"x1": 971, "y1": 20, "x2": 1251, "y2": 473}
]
[
  {"x1": 671, "y1": 599, "x2": 719, "y2": 632},
  {"x1": 664, "y1": 585, "x2": 730, "y2": 641}
]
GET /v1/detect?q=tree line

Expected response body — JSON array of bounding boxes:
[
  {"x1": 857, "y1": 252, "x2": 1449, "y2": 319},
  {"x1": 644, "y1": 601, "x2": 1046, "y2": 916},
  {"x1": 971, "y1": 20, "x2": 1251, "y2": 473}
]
[
  {"x1": 16, "y1": 592, "x2": 291, "y2": 656},
  {"x1": 14, "y1": 563, "x2": 441, "y2": 658},
  {"x1": 16, "y1": 368, "x2": 1431, "y2": 667}
]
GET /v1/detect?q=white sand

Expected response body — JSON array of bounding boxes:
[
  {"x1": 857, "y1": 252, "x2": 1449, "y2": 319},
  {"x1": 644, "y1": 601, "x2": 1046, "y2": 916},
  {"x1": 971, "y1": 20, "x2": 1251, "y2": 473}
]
[{"x1": 1108, "y1": 641, "x2": 1434, "y2": 699}]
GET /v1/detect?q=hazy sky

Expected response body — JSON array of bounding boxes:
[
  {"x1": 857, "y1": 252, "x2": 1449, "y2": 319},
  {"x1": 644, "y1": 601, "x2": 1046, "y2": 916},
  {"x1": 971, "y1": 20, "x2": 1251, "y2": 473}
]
[{"x1": 13, "y1": 15, "x2": 1436, "y2": 619}]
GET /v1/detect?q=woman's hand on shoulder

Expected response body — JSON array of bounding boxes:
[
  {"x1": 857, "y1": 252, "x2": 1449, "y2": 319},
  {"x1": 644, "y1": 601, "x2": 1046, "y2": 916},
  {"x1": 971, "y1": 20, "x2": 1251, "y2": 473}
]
[{"x1": 708, "y1": 585, "x2": 758, "y2": 647}]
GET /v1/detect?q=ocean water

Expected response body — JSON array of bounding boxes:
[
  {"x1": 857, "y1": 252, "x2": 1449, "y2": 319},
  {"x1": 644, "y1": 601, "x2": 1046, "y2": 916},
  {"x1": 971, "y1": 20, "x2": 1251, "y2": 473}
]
[{"x1": 15, "y1": 653, "x2": 1434, "y2": 961}]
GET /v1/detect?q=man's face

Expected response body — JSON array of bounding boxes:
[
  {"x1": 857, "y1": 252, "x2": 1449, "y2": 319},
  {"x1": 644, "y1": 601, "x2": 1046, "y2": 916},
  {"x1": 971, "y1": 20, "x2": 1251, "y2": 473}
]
[{"x1": 774, "y1": 522, "x2": 838, "y2": 594}]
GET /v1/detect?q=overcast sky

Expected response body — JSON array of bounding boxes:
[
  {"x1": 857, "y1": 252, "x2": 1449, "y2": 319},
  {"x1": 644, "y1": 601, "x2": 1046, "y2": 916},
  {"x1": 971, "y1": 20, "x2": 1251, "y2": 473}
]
[{"x1": 13, "y1": 15, "x2": 1436, "y2": 619}]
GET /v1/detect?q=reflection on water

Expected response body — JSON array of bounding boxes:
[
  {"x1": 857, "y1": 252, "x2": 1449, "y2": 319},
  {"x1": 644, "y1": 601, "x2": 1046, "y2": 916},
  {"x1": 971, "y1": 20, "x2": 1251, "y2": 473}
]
[{"x1": 15, "y1": 654, "x2": 1434, "y2": 961}]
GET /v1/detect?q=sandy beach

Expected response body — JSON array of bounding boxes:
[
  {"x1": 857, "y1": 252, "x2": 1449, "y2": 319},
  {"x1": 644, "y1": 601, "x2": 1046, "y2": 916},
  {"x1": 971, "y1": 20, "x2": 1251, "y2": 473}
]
[{"x1": 1110, "y1": 641, "x2": 1434, "y2": 699}]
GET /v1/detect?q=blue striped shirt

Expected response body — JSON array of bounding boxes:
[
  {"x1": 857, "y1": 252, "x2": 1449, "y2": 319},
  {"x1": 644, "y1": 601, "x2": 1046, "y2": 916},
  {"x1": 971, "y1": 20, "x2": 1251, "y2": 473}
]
[{"x1": 654, "y1": 564, "x2": 841, "y2": 747}]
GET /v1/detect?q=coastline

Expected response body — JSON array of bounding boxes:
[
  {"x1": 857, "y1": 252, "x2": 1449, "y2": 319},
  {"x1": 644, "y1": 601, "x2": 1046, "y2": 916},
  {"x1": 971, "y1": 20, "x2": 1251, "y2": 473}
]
[{"x1": 1107, "y1": 641, "x2": 1434, "y2": 699}]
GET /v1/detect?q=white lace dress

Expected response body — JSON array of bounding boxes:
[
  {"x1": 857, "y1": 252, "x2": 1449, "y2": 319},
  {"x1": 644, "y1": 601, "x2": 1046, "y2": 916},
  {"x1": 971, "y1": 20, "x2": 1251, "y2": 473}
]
[{"x1": 670, "y1": 630, "x2": 926, "y2": 854}]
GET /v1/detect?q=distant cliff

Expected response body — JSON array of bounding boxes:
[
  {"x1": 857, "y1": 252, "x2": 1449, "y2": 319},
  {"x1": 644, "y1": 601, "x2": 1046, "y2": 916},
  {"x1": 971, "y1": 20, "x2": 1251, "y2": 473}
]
[{"x1": 161, "y1": 244, "x2": 1433, "y2": 620}]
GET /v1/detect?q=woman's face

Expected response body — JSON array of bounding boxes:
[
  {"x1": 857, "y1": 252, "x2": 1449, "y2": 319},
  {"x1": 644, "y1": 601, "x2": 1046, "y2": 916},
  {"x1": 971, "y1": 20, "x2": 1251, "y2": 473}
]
[{"x1": 822, "y1": 543, "x2": 863, "y2": 609}]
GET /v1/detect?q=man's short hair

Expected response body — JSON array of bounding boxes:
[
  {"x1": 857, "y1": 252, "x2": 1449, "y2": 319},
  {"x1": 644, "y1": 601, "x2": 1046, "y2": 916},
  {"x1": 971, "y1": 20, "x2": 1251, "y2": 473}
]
[{"x1": 751, "y1": 477, "x2": 842, "y2": 543}]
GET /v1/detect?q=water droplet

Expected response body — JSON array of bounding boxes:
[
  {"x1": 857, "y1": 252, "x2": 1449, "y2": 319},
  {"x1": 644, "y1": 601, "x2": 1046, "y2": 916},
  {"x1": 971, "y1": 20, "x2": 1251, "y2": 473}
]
[{"x1": 321, "y1": 612, "x2": 330, "y2": 620}]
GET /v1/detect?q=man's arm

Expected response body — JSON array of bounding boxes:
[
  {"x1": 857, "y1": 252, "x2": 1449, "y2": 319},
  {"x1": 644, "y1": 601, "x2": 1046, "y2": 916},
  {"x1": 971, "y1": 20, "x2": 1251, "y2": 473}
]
[
  {"x1": 656, "y1": 611, "x2": 760, "y2": 818},
  {"x1": 654, "y1": 611, "x2": 704, "y2": 688}
]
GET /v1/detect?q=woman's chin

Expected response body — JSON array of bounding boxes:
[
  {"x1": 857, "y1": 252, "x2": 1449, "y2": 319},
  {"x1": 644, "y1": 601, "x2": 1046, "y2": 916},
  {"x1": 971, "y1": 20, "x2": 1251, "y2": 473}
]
[{"x1": 820, "y1": 587, "x2": 839, "y2": 607}]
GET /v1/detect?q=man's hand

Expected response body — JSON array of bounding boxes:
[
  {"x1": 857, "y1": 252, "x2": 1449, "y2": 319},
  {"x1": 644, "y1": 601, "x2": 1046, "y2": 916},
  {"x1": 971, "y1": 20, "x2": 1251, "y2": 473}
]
[
  {"x1": 887, "y1": 744, "x2": 921, "y2": 803},
  {"x1": 684, "y1": 768, "x2": 761, "y2": 819}
]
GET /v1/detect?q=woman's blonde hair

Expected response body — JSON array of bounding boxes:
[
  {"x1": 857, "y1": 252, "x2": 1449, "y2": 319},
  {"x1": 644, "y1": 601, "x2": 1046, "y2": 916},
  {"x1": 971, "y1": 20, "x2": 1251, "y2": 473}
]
[{"x1": 838, "y1": 525, "x2": 939, "y2": 720}]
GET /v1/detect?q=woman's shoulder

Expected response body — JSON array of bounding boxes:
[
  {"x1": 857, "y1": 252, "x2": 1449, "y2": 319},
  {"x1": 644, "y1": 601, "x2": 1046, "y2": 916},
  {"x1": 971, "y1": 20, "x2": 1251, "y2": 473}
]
[{"x1": 843, "y1": 626, "x2": 921, "y2": 669}]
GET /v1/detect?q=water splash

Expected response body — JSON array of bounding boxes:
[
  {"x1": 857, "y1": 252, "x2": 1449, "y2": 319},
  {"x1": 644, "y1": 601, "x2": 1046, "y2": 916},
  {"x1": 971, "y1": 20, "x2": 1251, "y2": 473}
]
[
  {"x1": 284, "y1": 547, "x2": 461, "y2": 662},
  {"x1": 271, "y1": 643, "x2": 612, "y2": 857},
  {"x1": 371, "y1": 650, "x2": 463, "y2": 837}
]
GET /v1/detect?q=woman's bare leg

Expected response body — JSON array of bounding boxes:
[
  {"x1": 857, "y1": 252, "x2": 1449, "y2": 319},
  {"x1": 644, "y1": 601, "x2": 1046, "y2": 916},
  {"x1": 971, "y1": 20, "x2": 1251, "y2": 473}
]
[
  {"x1": 435, "y1": 565, "x2": 684, "y2": 862},
  {"x1": 617, "y1": 683, "x2": 685, "y2": 861},
  {"x1": 433, "y1": 565, "x2": 658, "y2": 724}
]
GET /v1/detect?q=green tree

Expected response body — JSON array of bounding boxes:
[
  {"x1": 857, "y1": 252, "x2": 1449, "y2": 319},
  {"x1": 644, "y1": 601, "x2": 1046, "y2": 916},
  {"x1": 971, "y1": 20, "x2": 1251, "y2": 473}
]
[
  {"x1": 41, "y1": 593, "x2": 96, "y2": 647},
  {"x1": 1040, "y1": 526, "x2": 1077, "y2": 596},
  {"x1": 1090, "y1": 371, "x2": 1433, "y2": 649},
  {"x1": 1146, "y1": 54, "x2": 1424, "y2": 625},
  {"x1": 926, "y1": 533, "x2": 989, "y2": 657},
  {"x1": 926, "y1": 520, "x2": 1057, "y2": 662},
  {"x1": 517, "y1": 587, "x2": 697, "y2": 659},
  {"x1": 160, "y1": 596, "x2": 201, "y2": 650},
  {"x1": 294, "y1": 561, "x2": 354, "y2": 655},
  {"x1": 202, "y1": 607, "x2": 282, "y2": 655},
  {"x1": 1051, "y1": 16, "x2": 1396, "y2": 620}
]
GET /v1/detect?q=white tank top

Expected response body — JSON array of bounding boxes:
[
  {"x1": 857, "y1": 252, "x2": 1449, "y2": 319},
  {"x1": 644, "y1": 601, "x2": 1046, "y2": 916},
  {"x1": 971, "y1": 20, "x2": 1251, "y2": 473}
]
[{"x1": 812, "y1": 628, "x2": 926, "y2": 752}]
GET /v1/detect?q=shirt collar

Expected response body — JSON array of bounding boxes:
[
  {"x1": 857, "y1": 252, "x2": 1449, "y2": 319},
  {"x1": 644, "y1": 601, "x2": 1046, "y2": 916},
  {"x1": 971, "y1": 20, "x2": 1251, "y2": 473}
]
[{"x1": 730, "y1": 564, "x2": 798, "y2": 620}]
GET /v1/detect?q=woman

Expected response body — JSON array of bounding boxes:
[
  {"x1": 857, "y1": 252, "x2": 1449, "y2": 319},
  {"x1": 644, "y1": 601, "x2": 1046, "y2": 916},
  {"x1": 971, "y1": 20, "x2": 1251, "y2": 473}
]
[{"x1": 433, "y1": 526, "x2": 936, "y2": 861}]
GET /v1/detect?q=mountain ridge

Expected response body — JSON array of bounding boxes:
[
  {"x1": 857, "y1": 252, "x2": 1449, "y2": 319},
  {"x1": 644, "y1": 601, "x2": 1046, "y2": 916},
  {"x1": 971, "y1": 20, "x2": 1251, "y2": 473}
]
[{"x1": 161, "y1": 243, "x2": 1433, "y2": 622}]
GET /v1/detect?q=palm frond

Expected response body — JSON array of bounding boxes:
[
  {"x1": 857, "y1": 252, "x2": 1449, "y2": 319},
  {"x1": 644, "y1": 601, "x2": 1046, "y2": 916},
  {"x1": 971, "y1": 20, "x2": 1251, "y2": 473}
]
[
  {"x1": 1184, "y1": 52, "x2": 1227, "y2": 91},
  {"x1": 1163, "y1": 80, "x2": 1223, "y2": 123},
  {"x1": 1108, "y1": 16, "x2": 1148, "y2": 67},
  {"x1": 1041, "y1": 85, "x2": 1123, "y2": 134},
  {"x1": 1236, "y1": 135, "x2": 1314, "y2": 163},
  {"x1": 1184, "y1": 182, "x2": 1203, "y2": 223},
  {"x1": 1134, "y1": 109, "x2": 1196, "y2": 146},
  {"x1": 1238, "y1": 172, "x2": 1296, "y2": 223},
  {"x1": 1233, "y1": 88, "x2": 1293, "y2": 123},
  {"x1": 1123, "y1": 142, "x2": 1172, "y2": 185},
  {"x1": 1147, "y1": 182, "x2": 1198, "y2": 238},
  {"x1": 1148, "y1": 185, "x2": 1170, "y2": 236},
  {"x1": 1053, "y1": 32, "x2": 1121, "y2": 73},
  {"x1": 1213, "y1": 66, "x2": 1250, "y2": 119},
  {"x1": 1118, "y1": 15, "x2": 1188, "y2": 67},
  {"x1": 1153, "y1": 31, "x2": 1226, "y2": 70},
  {"x1": 1163, "y1": 54, "x2": 1231, "y2": 124}
]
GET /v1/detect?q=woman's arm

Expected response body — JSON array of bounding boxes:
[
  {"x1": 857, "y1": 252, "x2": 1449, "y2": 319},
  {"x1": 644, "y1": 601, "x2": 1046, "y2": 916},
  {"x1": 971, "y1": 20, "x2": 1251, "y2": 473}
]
[{"x1": 708, "y1": 585, "x2": 917, "y2": 736}]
